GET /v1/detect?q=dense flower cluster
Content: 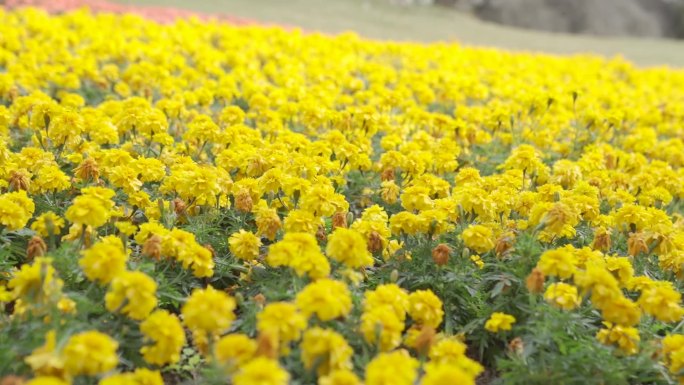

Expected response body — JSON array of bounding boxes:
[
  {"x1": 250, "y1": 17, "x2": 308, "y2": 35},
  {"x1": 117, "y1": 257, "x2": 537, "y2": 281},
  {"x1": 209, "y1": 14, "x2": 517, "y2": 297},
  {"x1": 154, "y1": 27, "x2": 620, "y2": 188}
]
[{"x1": 2, "y1": 5, "x2": 684, "y2": 384}]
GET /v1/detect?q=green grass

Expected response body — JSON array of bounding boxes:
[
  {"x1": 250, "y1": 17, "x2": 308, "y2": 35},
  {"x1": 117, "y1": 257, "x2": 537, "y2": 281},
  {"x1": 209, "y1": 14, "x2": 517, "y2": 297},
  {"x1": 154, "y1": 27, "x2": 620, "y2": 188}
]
[{"x1": 113, "y1": 0, "x2": 684, "y2": 67}]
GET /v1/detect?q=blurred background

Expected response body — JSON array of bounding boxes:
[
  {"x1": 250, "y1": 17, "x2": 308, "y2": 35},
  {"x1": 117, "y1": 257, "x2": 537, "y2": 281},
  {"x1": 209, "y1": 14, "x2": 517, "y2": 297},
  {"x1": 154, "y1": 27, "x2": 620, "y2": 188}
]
[{"x1": 113, "y1": 0, "x2": 684, "y2": 66}]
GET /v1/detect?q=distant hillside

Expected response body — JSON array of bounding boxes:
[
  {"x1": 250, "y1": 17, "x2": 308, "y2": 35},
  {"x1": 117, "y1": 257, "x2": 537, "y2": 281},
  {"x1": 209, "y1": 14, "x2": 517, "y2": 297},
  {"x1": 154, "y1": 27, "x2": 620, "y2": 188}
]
[{"x1": 433, "y1": 0, "x2": 684, "y2": 38}]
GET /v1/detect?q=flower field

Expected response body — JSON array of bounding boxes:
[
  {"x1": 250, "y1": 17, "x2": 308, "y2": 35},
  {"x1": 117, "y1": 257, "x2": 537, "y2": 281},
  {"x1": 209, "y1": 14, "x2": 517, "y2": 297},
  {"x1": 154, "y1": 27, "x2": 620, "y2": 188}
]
[{"x1": 3, "y1": 5, "x2": 684, "y2": 385}]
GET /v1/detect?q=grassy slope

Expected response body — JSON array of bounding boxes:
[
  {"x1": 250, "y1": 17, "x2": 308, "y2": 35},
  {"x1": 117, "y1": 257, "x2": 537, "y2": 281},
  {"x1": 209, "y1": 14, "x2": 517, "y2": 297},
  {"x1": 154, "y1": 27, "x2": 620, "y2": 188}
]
[{"x1": 113, "y1": 0, "x2": 684, "y2": 67}]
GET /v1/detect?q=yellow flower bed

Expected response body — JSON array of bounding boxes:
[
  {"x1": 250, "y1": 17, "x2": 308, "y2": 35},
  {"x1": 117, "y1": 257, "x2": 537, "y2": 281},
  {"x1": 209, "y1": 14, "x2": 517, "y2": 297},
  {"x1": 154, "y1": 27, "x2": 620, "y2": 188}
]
[{"x1": 3, "y1": 6, "x2": 684, "y2": 385}]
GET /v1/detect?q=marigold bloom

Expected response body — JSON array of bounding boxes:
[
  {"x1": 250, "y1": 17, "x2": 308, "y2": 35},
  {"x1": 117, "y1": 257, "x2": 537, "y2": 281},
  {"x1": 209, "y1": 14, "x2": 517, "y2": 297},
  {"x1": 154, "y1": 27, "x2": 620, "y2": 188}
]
[
  {"x1": 461, "y1": 225, "x2": 495, "y2": 254},
  {"x1": 301, "y1": 327, "x2": 353, "y2": 375},
  {"x1": 365, "y1": 350, "x2": 418, "y2": 385},
  {"x1": 63, "y1": 331, "x2": 118, "y2": 376},
  {"x1": 295, "y1": 279, "x2": 352, "y2": 321},
  {"x1": 105, "y1": 271, "x2": 157, "y2": 320},
  {"x1": 79, "y1": 241, "x2": 128, "y2": 284},
  {"x1": 31, "y1": 211, "x2": 65, "y2": 237},
  {"x1": 182, "y1": 286, "x2": 236, "y2": 336},
  {"x1": 229, "y1": 229, "x2": 262, "y2": 261},
  {"x1": 408, "y1": 289, "x2": 444, "y2": 328},
  {"x1": 326, "y1": 228, "x2": 373, "y2": 268},
  {"x1": 25, "y1": 377, "x2": 69, "y2": 385},
  {"x1": 215, "y1": 334, "x2": 257, "y2": 368},
  {"x1": 536, "y1": 249, "x2": 578, "y2": 279},
  {"x1": 544, "y1": 283, "x2": 581, "y2": 311},
  {"x1": 421, "y1": 362, "x2": 477, "y2": 385},
  {"x1": 232, "y1": 357, "x2": 289, "y2": 385},
  {"x1": 99, "y1": 368, "x2": 163, "y2": 385},
  {"x1": 140, "y1": 310, "x2": 186, "y2": 366},
  {"x1": 484, "y1": 312, "x2": 516, "y2": 333},
  {"x1": 257, "y1": 302, "x2": 307, "y2": 351},
  {"x1": 596, "y1": 323, "x2": 640, "y2": 355}
]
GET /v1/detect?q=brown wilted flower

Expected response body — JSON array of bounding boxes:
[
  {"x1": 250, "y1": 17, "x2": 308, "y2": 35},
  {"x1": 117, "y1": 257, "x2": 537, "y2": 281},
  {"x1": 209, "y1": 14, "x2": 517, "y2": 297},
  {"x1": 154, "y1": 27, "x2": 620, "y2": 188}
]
[
  {"x1": 73, "y1": 157, "x2": 100, "y2": 182},
  {"x1": 367, "y1": 231, "x2": 383, "y2": 253},
  {"x1": 415, "y1": 326, "x2": 437, "y2": 355},
  {"x1": 332, "y1": 212, "x2": 348, "y2": 229},
  {"x1": 591, "y1": 227, "x2": 612, "y2": 252},
  {"x1": 495, "y1": 233, "x2": 514, "y2": 257},
  {"x1": 204, "y1": 244, "x2": 216, "y2": 258},
  {"x1": 508, "y1": 337, "x2": 524, "y2": 356},
  {"x1": 316, "y1": 225, "x2": 327, "y2": 243},
  {"x1": 253, "y1": 293, "x2": 266, "y2": 307},
  {"x1": 235, "y1": 188, "x2": 253, "y2": 213},
  {"x1": 431, "y1": 243, "x2": 451, "y2": 266},
  {"x1": 172, "y1": 198, "x2": 187, "y2": 217},
  {"x1": 26, "y1": 236, "x2": 47, "y2": 260},
  {"x1": 142, "y1": 234, "x2": 162, "y2": 260},
  {"x1": 256, "y1": 330, "x2": 279, "y2": 359},
  {"x1": 381, "y1": 167, "x2": 395, "y2": 181},
  {"x1": 0, "y1": 376, "x2": 25, "y2": 385},
  {"x1": 627, "y1": 232, "x2": 649, "y2": 257},
  {"x1": 525, "y1": 267, "x2": 545, "y2": 294},
  {"x1": 9, "y1": 170, "x2": 30, "y2": 192}
]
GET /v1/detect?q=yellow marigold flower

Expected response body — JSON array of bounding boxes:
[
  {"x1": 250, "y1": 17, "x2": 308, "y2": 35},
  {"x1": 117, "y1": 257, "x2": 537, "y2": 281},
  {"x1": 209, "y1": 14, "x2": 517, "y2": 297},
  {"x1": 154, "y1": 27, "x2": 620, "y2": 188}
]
[
  {"x1": 600, "y1": 295, "x2": 641, "y2": 327},
  {"x1": 0, "y1": 190, "x2": 35, "y2": 230},
  {"x1": 182, "y1": 286, "x2": 236, "y2": 336},
  {"x1": 421, "y1": 362, "x2": 476, "y2": 385},
  {"x1": 461, "y1": 225, "x2": 495, "y2": 254},
  {"x1": 233, "y1": 357, "x2": 289, "y2": 385},
  {"x1": 536, "y1": 249, "x2": 578, "y2": 280},
  {"x1": 33, "y1": 165, "x2": 71, "y2": 193},
  {"x1": 364, "y1": 283, "x2": 410, "y2": 321},
  {"x1": 400, "y1": 185, "x2": 434, "y2": 211},
  {"x1": 408, "y1": 289, "x2": 444, "y2": 328},
  {"x1": 105, "y1": 271, "x2": 157, "y2": 320},
  {"x1": 365, "y1": 350, "x2": 418, "y2": 385},
  {"x1": 8, "y1": 257, "x2": 63, "y2": 304},
  {"x1": 254, "y1": 202, "x2": 281, "y2": 241},
  {"x1": 65, "y1": 194, "x2": 112, "y2": 228},
  {"x1": 79, "y1": 241, "x2": 128, "y2": 285},
  {"x1": 114, "y1": 221, "x2": 137, "y2": 236},
  {"x1": 428, "y1": 337, "x2": 484, "y2": 377},
  {"x1": 57, "y1": 297, "x2": 76, "y2": 314},
  {"x1": 638, "y1": 283, "x2": 684, "y2": 323},
  {"x1": 543, "y1": 283, "x2": 581, "y2": 311},
  {"x1": 361, "y1": 305, "x2": 405, "y2": 351},
  {"x1": 301, "y1": 327, "x2": 353, "y2": 375},
  {"x1": 140, "y1": 310, "x2": 186, "y2": 366},
  {"x1": 215, "y1": 333, "x2": 257, "y2": 368},
  {"x1": 283, "y1": 209, "x2": 321, "y2": 234},
  {"x1": 99, "y1": 368, "x2": 163, "y2": 385},
  {"x1": 484, "y1": 312, "x2": 516, "y2": 333},
  {"x1": 663, "y1": 334, "x2": 684, "y2": 357},
  {"x1": 319, "y1": 369, "x2": 362, "y2": 385},
  {"x1": 161, "y1": 229, "x2": 215, "y2": 278},
  {"x1": 604, "y1": 256, "x2": 634, "y2": 285},
  {"x1": 25, "y1": 331, "x2": 64, "y2": 377},
  {"x1": 540, "y1": 201, "x2": 579, "y2": 238},
  {"x1": 295, "y1": 279, "x2": 352, "y2": 321},
  {"x1": 229, "y1": 229, "x2": 262, "y2": 261},
  {"x1": 574, "y1": 265, "x2": 621, "y2": 308},
  {"x1": 63, "y1": 331, "x2": 118, "y2": 376},
  {"x1": 25, "y1": 377, "x2": 69, "y2": 385},
  {"x1": 257, "y1": 302, "x2": 307, "y2": 351},
  {"x1": 596, "y1": 322, "x2": 640, "y2": 355},
  {"x1": 326, "y1": 228, "x2": 373, "y2": 269},
  {"x1": 267, "y1": 232, "x2": 330, "y2": 279},
  {"x1": 470, "y1": 255, "x2": 485, "y2": 269},
  {"x1": 380, "y1": 180, "x2": 400, "y2": 204},
  {"x1": 31, "y1": 211, "x2": 65, "y2": 237}
]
